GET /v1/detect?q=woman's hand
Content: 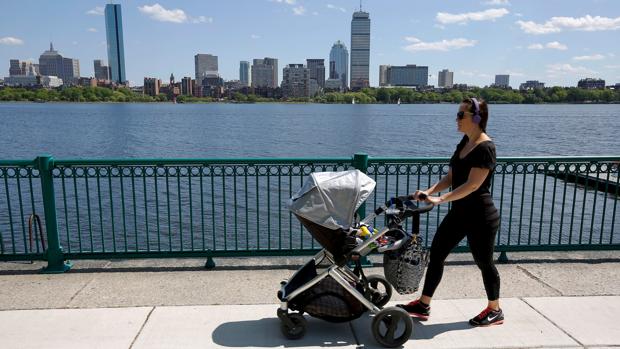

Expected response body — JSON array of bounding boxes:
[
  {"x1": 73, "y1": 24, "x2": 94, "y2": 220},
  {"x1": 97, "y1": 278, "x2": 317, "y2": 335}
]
[
  {"x1": 412, "y1": 190, "x2": 429, "y2": 201},
  {"x1": 424, "y1": 195, "x2": 443, "y2": 205}
]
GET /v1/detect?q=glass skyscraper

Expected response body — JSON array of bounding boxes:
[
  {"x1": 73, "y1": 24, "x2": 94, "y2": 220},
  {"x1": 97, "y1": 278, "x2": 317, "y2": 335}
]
[
  {"x1": 239, "y1": 61, "x2": 250, "y2": 86},
  {"x1": 350, "y1": 11, "x2": 370, "y2": 89},
  {"x1": 329, "y1": 41, "x2": 348, "y2": 90},
  {"x1": 105, "y1": 4, "x2": 126, "y2": 84}
]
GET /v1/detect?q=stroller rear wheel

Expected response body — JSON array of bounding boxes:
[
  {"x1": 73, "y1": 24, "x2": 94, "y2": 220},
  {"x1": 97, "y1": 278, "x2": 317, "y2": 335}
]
[
  {"x1": 372, "y1": 307, "x2": 413, "y2": 348},
  {"x1": 279, "y1": 312, "x2": 307, "y2": 340},
  {"x1": 366, "y1": 274, "x2": 393, "y2": 308}
]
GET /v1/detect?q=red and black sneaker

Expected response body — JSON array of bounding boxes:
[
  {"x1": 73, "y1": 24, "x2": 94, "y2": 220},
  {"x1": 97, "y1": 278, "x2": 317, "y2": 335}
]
[
  {"x1": 396, "y1": 300, "x2": 430, "y2": 321},
  {"x1": 469, "y1": 307, "x2": 504, "y2": 327}
]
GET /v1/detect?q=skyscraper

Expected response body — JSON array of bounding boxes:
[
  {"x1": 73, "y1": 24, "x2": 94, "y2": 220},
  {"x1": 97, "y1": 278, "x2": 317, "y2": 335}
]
[
  {"x1": 239, "y1": 61, "x2": 250, "y2": 86},
  {"x1": 382, "y1": 65, "x2": 428, "y2": 87},
  {"x1": 195, "y1": 54, "x2": 218, "y2": 82},
  {"x1": 94, "y1": 60, "x2": 110, "y2": 80},
  {"x1": 306, "y1": 59, "x2": 325, "y2": 88},
  {"x1": 438, "y1": 69, "x2": 454, "y2": 88},
  {"x1": 329, "y1": 41, "x2": 348, "y2": 90},
  {"x1": 350, "y1": 10, "x2": 370, "y2": 89},
  {"x1": 282, "y1": 64, "x2": 310, "y2": 98},
  {"x1": 251, "y1": 58, "x2": 278, "y2": 88},
  {"x1": 39, "y1": 42, "x2": 80, "y2": 84},
  {"x1": 494, "y1": 74, "x2": 510, "y2": 88},
  {"x1": 379, "y1": 65, "x2": 389, "y2": 86},
  {"x1": 105, "y1": 4, "x2": 126, "y2": 84}
]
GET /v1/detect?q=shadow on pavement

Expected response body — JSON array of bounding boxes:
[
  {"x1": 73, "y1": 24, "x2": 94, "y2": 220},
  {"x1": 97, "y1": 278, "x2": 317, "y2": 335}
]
[{"x1": 212, "y1": 317, "x2": 358, "y2": 348}]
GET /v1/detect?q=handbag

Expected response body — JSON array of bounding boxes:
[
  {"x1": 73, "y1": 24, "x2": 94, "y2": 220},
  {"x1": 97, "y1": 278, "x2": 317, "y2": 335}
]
[{"x1": 383, "y1": 235, "x2": 429, "y2": 295}]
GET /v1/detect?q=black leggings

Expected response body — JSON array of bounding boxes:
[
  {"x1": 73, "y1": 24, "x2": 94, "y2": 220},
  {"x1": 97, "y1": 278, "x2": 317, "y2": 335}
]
[{"x1": 422, "y1": 204, "x2": 501, "y2": 300}]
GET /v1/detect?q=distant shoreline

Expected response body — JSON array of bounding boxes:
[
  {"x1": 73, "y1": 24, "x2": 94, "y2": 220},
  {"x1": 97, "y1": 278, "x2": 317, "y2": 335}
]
[{"x1": 1, "y1": 100, "x2": 619, "y2": 105}]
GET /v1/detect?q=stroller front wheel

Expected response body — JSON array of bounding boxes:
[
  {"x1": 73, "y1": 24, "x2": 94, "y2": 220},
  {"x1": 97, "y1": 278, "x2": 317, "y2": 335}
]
[
  {"x1": 366, "y1": 274, "x2": 393, "y2": 308},
  {"x1": 280, "y1": 312, "x2": 307, "y2": 340},
  {"x1": 372, "y1": 307, "x2": 413, "y2": 348}
]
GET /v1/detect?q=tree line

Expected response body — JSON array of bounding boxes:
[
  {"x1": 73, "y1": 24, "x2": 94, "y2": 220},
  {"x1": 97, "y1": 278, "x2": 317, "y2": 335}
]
[{"x1": 1, "y1": 85, "x2": 619, "y2": 103}]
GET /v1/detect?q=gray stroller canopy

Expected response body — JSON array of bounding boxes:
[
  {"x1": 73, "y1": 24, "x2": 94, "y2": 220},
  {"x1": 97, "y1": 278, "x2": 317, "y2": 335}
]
[{"x1": 287, "y1": 170, "x2": 376, "y2": 230}]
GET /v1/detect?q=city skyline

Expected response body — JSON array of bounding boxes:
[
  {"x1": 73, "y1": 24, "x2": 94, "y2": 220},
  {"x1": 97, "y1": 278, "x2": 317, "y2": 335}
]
[{"x1": 1, "y1": 0, "x2": 619, "y2": 87}]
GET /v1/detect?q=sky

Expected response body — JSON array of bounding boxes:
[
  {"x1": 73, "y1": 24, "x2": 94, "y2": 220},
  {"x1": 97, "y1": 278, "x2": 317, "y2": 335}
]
[{"x1": 1, "y1": 0, "x2": 619, "y2": 88}]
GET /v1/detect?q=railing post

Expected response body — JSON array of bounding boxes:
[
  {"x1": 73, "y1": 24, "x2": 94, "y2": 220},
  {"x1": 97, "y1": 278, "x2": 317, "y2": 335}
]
[
  {"x1": 353, "y1": 153, "x2": 372, "y2": 267},
  {"x1": 36, "y1": 155, "x2": 72, "y2": 273}
]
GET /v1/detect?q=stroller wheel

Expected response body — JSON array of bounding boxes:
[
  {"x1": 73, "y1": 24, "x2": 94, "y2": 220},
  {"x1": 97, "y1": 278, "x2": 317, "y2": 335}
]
[
  {"x1": 280, "y1": 312, "x2": 307, "y2": 340},
  {"x1": 366, "y1": 274, "x2": 393, "y2": 308},
  {"x1": 372, "y1": 307, "x2": 413, "y2": 348}
]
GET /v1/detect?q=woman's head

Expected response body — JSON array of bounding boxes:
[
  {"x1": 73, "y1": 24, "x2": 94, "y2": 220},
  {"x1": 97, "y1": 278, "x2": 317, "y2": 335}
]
[{"x1": 457, "y1": 97, "x2": 489, "y2": 133}]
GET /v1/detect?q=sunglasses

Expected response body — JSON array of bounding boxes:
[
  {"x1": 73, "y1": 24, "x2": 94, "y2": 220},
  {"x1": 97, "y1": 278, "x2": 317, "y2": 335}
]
[{"x1": 457, "y1": 111, "x2": 468, "y2": 119}]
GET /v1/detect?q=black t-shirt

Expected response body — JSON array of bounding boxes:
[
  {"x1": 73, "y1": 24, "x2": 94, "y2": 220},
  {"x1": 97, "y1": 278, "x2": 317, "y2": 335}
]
[{"x1": 449, "y1": 136, "x2": 496, "y2": 206}]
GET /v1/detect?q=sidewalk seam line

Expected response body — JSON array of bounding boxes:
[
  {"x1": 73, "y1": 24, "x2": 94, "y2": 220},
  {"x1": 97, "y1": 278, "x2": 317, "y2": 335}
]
[
  {"x1": 129, "y1": 306, "x2": 156, "y2": 349},
  {"x1": 520, "y1": 297, "x2": 585, "y2": 348},
  {"x1": 348, "y1": 321, "x2": 360, "y2": 346},
  {"x1": 516, "y1": 265, "x2": 564, "y2": 296}
]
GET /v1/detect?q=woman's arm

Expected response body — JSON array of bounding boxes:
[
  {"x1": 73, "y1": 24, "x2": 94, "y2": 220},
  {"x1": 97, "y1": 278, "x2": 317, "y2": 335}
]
[
  {"x1": 412, "y1": 168, "x2": 452, "y2": 199},
  {"x1": 426, "y1": 167, "x2": 490, "y2": 205}
]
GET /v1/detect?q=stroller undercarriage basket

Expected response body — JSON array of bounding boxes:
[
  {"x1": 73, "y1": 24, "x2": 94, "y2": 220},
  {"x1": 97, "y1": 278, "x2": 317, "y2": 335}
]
[{"x1": 289, "y1": 274, "x2": 366, "y2": 323}]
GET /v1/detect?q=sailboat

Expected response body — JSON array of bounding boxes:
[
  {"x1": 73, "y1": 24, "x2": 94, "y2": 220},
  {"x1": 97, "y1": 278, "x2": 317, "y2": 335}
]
[
  {"x1": 397, "y1": 98, "x2": 401, "y2": 105},
  {"x1": 352, "y1": 97, "x2": 356, "y2": 105}
]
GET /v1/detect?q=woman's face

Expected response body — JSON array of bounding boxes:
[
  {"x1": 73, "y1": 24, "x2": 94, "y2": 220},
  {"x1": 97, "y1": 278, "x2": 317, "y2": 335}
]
[{"x1": 456, "y1": 102, "x2": 474, "y2": 133}]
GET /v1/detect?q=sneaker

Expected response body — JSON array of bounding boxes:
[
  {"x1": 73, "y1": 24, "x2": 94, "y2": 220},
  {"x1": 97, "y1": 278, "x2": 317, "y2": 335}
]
[
  {"x1": 469, "y1": 307, "x2": 504, "y2": 327},
  {"x1": 396, "y1": 300, "x2": 430, "y2": 321}
]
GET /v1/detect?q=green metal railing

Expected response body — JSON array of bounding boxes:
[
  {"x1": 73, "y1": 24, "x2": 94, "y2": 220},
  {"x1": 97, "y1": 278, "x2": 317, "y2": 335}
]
[{"x1": 1, "y1": 155, "x2": 618, "y2": 272}]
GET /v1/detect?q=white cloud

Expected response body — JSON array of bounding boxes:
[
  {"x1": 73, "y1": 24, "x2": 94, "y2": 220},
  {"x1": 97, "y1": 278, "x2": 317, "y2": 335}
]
[
  {"x1": 327, "y1": 4, "x2": 346, "y2": 13},
  {"x1": 191, "y1": 16, "x2": 213, "y2": 24},
  {"x1": 293, "y1": 6, "x2": 306, "y2": 15},
  {"x1": 0, "y1": 37, "x2": 24, "y2": 45},
  {"x1": 138, "y1": 4, "x2": 188, "y2": 23},
  {"x1": 437, "y1": 8, "x2": 509, "y2": 24},
  {"x1": 312, "y1": 11, "x2": 319, "y2": 16},
  {"x1": 272, "y1": 0, "x2": 296, "y2": 3},
  {"x1": 546, "y1": 63, "x2": 596, "y2": 76},
  {"x1": 527, "y1": 42, "x2": 567, "y2": 50},
  {"x1": 573, "y1": 54, "x2": 606, "y2": 61},
  {"x1": 250, "y1": 34, "x2": 261, "y2": 39},
  {"x1": 546, "y1": 41, "x2": 567, "y2": 50},
  {"x1": 517, "y1": 15, "x2": 620, "y2": 34},
  {"x1": 138, "y1": 4, "x2": 211, "y2": 24},
  {"x1": 604, "y1": 64, "x2": 620, "y2": 69},
  {"x1": 86, "y1": 6, "x2": 104, "y2": 15},
  {"x1": 403, "y1": 37, "x2": 477, "y2": 51},
  {"x1": 87, "y1": 28, "x2": 98, "y2": 32},
  {"x1": 483, "y1": 0, "x2": 510, "y2": 5}
]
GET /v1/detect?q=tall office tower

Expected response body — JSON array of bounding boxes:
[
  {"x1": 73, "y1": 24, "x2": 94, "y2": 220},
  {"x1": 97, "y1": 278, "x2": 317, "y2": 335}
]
[
  {"x1": 350, "y1": 10, "x2": 370, "y2": 89},
  {"x1": 39, "y1": 43, "x2": 80, "y2": 84},
  {"x1": 181, "y1": 77, "x2": 193, "y2": 95},
  {"x1": 94, "y1": 60, "x2": 110, "y2": 80},
  {"x1": 383, "y1": 65, "x2": 428, "y2": 87},
  {"x1": 239, "y1": 61, "x2": 250, "y2": 86},
  {"x1": 495, "y1": 74, "x2": 510, "y2": 88},
  {"x1": 306, "y1": 59, "x2": 325, "y2": 88},
  {"x1": 9, "y1": 60, "x2": 38, "y2": 76},
  {"x1": 379, "y1": 65, "x2": 389, "y2": 86},
  {"x1": 251, "y1": 57, "x2": 278, "y2": 88},
  {"x1": 282, "y1": 64, "x2": 310, "y2": 98},
  {"x1": 329, "y1": 40, "x2": 349, "y2": 89},
  {"x1": 105, "y1": 4, "x2": 126, "y2": 84},
  {"x1": 438, "y1": 69, "x2": 454, "y2": 88},
  {"x1": 143, "y1": 77, "x2": 161, "y2": 96},
  {"x1": 195, "y1": 54, "x2": 218, "y2": 82}
]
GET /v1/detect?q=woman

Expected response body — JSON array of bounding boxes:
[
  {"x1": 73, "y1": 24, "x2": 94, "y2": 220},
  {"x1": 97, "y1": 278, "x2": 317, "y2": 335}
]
[{"x1": 397, "y1": 97, "x2": 503, "y2": 327}]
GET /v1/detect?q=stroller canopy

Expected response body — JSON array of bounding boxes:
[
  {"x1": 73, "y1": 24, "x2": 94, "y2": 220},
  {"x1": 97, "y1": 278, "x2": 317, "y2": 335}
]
[{"x1": 288, "y1": 170, "x2": 376, "y2": 230}]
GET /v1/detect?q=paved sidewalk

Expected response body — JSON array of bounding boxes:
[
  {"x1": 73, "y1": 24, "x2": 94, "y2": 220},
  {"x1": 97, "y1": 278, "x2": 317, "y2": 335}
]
[
  {"x1": 1, "y1": 296, "x2": 619, "y2": 348},
  {"x1": 1, "y1": 251, "x2": 619, "y2": 348}
]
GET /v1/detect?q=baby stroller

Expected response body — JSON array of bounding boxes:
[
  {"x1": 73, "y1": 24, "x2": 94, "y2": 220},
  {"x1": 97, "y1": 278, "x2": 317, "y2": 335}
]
[{"x1": 277, "y1": 170, "x2": 433, "y2": 347}]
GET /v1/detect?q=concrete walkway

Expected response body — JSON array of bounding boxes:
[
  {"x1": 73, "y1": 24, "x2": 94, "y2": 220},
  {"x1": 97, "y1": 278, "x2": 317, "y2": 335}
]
[{"x1": 1, "y1": 251, "x2": 619, "y2": 348}]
